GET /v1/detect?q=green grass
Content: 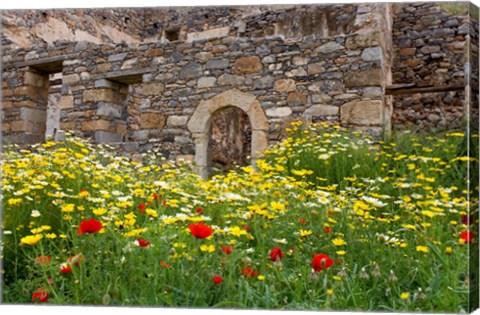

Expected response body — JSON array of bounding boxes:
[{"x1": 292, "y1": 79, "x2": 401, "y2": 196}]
[{"x1": 1, "y1": 123, "x2": 477, "y2": 312}]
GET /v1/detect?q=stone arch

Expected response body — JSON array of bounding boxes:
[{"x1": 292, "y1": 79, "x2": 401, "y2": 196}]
[{"x1": 187, "y1": 89, "x2": 269, "y2": 179}]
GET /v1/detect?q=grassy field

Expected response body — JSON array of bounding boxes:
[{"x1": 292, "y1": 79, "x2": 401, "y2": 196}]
[{"x1": 1, "y1": 121, "x2": 478, "y2": 312}]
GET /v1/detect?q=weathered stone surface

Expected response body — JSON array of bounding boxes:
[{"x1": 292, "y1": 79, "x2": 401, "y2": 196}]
[
  {"x1": 303, "y1": 104, "x2": 339, "y2": 117},
  {"x1": 139, "y1": 112, "x2": 166, "y2": 129},
  {"x1": 186, "y1": 26, "x2": 229, "y2": 42},
  {"x1": 232, "y1": 56, "x2": 262, "y2": 74},
  {"x1": 361, "y1": 46, "x2": 383, "y2": 61},
  {"x1": 197, "y1": 77, "x2": 217, "y2": 88},
  {"x1": 274, "y1": 79, "x2": 296, "y2": 92},
  {"x1": 286, "y1": 91, "x2": 308, "y2": 105},
  {"x1": 167, "y1": 115, "x2": 189, "y2": 127},
  {"x1": 83, "y1": 89, "x2": 119, "y2": 103},
  {"x1": 253, "y1": 75, "x2": 274, "y2": 89},
  {"x1": 19, "y1": 107, "x2": 46, "y2": 123},
  {"x1": 24, "y1": 70, "x2": 46, "y2": 87},
  {"x1": 315, "y1": 42, "x2": 344, "y2": 54},
  {"x1": 96, "y1": 103, "x2": 123, "y2": 118},
  {"x1": 139, "y1": 82, "x2": 165, "y2": 95},
  {"x1": 340, "y1": 100, "x2": 383, "y2": 125},
  {"x1": 307, "y1": 62, "x2": 325, "y2": 75},
  {"x1": 58, "y1": 95, "x2": 74, "y2": 109},
  {"x1": 82, "y1": 119, "x2": 111, "y2": 131},
  {"x1": 218, "y1": 74, "x2": 244, "y2": 86},
  {"x1": 179, "y1": 63, "x2": 203, "y2": 80},
  {"x1": 344, "y1": 69, "x2": 382, "y2": 88},
  {"x1": 95, "y1": 131, "x2": 123, "y2": 143},
  {"x1": 266, "y1": 107, "x2": 293, "y2": 117},
  {"x1": 205, "y1": 58, "x2": 230, "y2": 69}
]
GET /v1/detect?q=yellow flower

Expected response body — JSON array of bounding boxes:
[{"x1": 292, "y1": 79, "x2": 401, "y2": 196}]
[
  {"x1": 445, "y1": 246, "x2": 453, "y2": 254},
  {"x1": 45, "y1": 233, "x2": 57, "y2": 239},
  {"x1": 145, "y1": 208, "x2": 158, "y2": 218},
  {"x1": 200, "y1": 244, "x2": 215, "y2": 252},
  {"x1": 20, "y1": 234, "x2": 43, "y2": 246},
  {"x1": 400, "y1": 292, "x2": 410, "y2": 300},
  {"x1": 298, "y1": 229, "x2": 313, "y2": 237},
  {"x1": 326, "y1": 289, "x2": 334, "y2": 295},
  {"x1": 421, "y1": 210, "x2": 435, "y2": 218},
  {"x1": 336, "y1": 250, "x2": 346, "y2": 256},
  {"x1": 257, "y1": 275, "x2": 266, "y2": 281},
  {"x1": 229, "y1": 226, "x2": 247, "y2": 237},
  {"x1": 332, "y1": 238, "x2": 347, "y2": 246},
  {"x1": 60, "y1": 203, "x2": 75, "y2": 213},
  {"x1": 416, "y1": 245, "x2": 429, "y2": 253},
  {"x1": 402, "y1": 224, "x2": 417, "y2": 231},
  {"x1": 93, "y1": 207, "x2": 107, "y2": 216}
]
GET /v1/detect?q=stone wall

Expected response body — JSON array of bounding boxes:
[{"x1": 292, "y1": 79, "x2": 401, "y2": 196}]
[
  {"x1": 2, "y1": 2, "x2": 477, "y2": 175},
  {"x1": 391, "y1": 2, "x2": 471, "y2": 129}
]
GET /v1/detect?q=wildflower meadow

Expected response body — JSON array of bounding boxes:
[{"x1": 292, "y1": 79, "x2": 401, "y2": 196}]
[{"x1": 1, "y1": 121, "x2": 478, "y2": 312}]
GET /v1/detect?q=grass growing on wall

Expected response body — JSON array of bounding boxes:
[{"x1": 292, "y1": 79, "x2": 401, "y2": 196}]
[{"x1": 1, "y1": 122, "x2": 477, "y2": 312}]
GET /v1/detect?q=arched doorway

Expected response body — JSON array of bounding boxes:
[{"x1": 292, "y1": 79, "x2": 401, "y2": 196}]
[
  {"x1": 187, "y1": 89, "x2": 269, "y2": 179},
  {"x1": 209, "y1": 106, "x2": 251, "y2": 174}
]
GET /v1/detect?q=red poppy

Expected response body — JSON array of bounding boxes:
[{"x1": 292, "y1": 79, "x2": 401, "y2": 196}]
[
  {"x1": 153, "y1": 193, "x2": 161, "y2": 200},
  {"x1": 221, "y1": 245, "x2": 233, "y2": 254},
  {"x1": 188, "y1": 222, "x2": 213, "y2": 239},
  {"x1": 323, "y1": 226, "x2": 332, "y2": 233},
  {"x1": 298, "y1": 218, "x2": 307, "y2": 224},
  {"x1": 160, "y1": 260, "x2": 171, "y2": 269},
  {"x1": 241, "y1": 267, "x2": 258, "y2": 278},
  {"x1": 213, "y1": 275, "x2": 223, "y2": 284},
  {"x1": 196, "y1": 207, "x2": 204, "y2": 214},
  {"x1": 269, "y1": 247, "x2": 284, "y2": 261},
  {"x1": 32, "y1": 287, "x2": 49, "y2": 303},
  {"x1": 312, "y1": 253, "x2": 334, "y2": 272},
  {"x1": 77, "y1": 218, "x2": 103, "y2": 235},
  {"x1": 242, "y1": 225, "x2": 251, "y2": 232},
  {"x1": 138, "y1": 203, "x2": 146, "y2": 214},
  {"x1": 136, "y1": 238, "x2": 150, "y2": 247},
  {"x1": 59, "y1": 264, "x2": 72, "y2": 274},
  {"x1": 35, "y1": 256, "x2": 51, "y2": 266},
  {"x1": 461, "y1": 231, "x2": 474, "y2": 243}
]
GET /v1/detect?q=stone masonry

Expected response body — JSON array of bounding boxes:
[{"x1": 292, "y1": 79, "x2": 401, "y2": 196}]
[{"x1": 1, "y1": 2, "x2": 479, "y2": 177}]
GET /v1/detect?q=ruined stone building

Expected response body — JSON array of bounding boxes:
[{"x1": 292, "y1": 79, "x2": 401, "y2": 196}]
[{"x1": 1, "y1": 2, "x2": 479, "y2": 176}]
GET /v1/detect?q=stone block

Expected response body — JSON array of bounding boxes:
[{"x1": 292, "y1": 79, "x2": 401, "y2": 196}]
[
  {"x1": 307, "y1": 62, "x2": 325, "y2": 75},
  {"x1": 60, "y1": 121, "x2": 76, "y2": 130},
  {"x1": 232, "y1": 56, "x2": 262, "y2": 74},
  {"x1": 274, "y1": 79, "x2": 296, "y2": 92},
  {"x1": 179, "y1": 63, "x2": 203, "y2": 80},
  {"x1": 253, "y1": 75, "x2": 274, "y2": 90},
  {"x1": 344, "y1": 69, "x2": 382, "y2": 88},
  {"x1": 19, "y1": 107, "x2": 47, "y2": 123},
  {"x1": 24, "y1": 70, "x2": 46, "y2": 88},
  {"x1": 96, "y1": 103, "x2": 123, "y2": 118},
  {"x1": 62, "y1": 74, "x2": 81, "y2": 85},
  {"x1": 10, "y1": 120, "x2": 34, "y2": 132},
  {"x1": 361, "y1": 46, "x2": 383, "y2": 62},
  {"x1": 186, "y1": 26, "x2": 230, "y2": 43},
  {"x1": 197, "y1": 77, "x2": 217, "y2": 88},
  {"x1": 286, "y1": 91, "x2": 308, "y2": 106},
  {"x1": 59, "y1": 95, "x2": 74, "y2": 109},
  {"x1": 266, "y1": 107, "x2": 293, "y2": 118},
  {"x1": 218, "y1": 74, "x2": 244, "y2": 86},
  {"x1": 304, "y1": 104, "x2": 339, "y2": 117},
  {"x1": 95, "y1": 131, "x2": 123, "y2": 143},
  {"x1": 139, "y1": 82, "x2": 165, "y2": 95},
  {"x1": 399, "y1": 47, "x2": 416, "y2": 56},
  {"x1": 194, "y1": 52, "x2": 214, "y2": 62},
  {"x1": 205, "y1": 58, "x2": 230, "y2": 69},
  {"x1": 95, "y1": 79, "x2": 119, "y2": 89},
  {"x1": 314, "y1": 42, "x2": 344, "y2": 54},
  {"x1": 167, "y1": 115, "x2": 189, "y2": 127},
  {"x1": 83, "y1": 89, "x2": 118, "y2": 103},
  {"x1": 340, "y1": 100, "x2": 383, "y2": 126},
  {"x1": 81, "y1": 119, "x2": 111, "y2": 131},
  {"x1": 345, "y1": 33, "x2": 379, "y2": 49},
  {"x1": 139, "y1": 112, "x2": 166, "y2": 129}
]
